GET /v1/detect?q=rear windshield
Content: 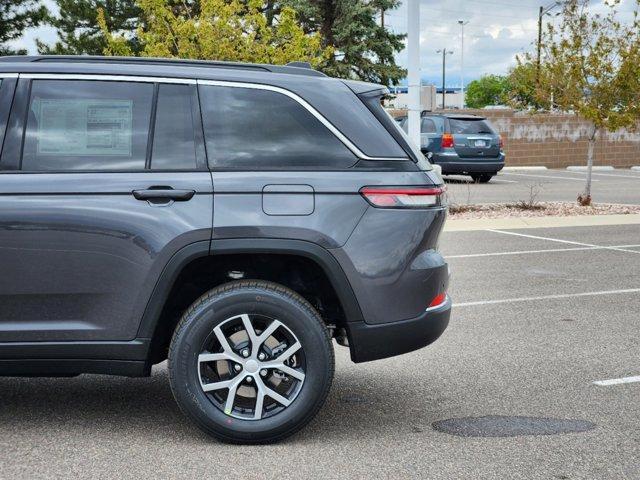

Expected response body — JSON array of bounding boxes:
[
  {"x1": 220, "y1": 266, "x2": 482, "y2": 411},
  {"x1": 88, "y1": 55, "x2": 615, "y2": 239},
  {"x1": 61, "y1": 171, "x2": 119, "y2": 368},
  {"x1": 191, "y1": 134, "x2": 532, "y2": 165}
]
[{"x1": 449, "y1": 118, "x2": 495, "y2": 135}]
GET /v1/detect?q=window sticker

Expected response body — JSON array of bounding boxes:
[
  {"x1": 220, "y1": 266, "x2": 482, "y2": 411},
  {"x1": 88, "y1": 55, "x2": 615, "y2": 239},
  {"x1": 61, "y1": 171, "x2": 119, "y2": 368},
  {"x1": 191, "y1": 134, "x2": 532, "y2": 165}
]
[{"x1": 33, "y1": 99, "x2": 133, "y2": 156}]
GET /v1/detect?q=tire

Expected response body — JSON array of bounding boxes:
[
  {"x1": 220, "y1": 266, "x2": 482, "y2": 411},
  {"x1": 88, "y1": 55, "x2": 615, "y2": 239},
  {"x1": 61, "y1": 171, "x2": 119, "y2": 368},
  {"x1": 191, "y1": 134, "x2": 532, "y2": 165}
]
[
  {"x1": 168, "y1": 280, "x2": 334, "y2": 444},
  {"x1": 471, "y1": 174, "x2": 493, "y2": 183}
]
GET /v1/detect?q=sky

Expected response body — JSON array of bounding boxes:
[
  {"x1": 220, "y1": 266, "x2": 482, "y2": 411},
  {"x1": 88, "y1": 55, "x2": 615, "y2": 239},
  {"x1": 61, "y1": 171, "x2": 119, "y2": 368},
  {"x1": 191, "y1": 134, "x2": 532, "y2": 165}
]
[{"x1": 7, "y1": 0, "x2": 639, "y2": 87}]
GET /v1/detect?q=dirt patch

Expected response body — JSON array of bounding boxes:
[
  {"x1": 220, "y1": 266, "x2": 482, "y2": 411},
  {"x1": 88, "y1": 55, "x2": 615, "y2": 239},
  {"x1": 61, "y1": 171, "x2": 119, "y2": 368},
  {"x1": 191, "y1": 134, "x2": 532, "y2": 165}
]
[{"x1": 449, "y1": 202, "x2": 640, "y2": 219}]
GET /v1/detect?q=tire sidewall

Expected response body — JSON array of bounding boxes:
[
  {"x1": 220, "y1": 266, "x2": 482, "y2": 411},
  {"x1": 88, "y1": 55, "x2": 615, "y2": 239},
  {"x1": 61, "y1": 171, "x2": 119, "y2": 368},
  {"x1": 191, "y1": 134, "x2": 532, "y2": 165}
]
[{"x1": 169, "y1": 284, "x2": 332, "y2": 441}]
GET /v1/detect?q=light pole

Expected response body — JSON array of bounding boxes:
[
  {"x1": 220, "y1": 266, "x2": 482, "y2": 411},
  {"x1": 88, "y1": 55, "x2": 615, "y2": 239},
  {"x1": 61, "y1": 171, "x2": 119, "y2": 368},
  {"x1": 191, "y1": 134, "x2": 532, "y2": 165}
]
[
  {"x1": 436, "y1": 49, "x2": 454, "y2": 109},
  {"x1": 407, "y1": 0, "x2": 421, "y2": 147},
  {"x1": 458, "y1": 20, "x2": 469, "y2": 109},
  {"x1": 537, "y1": 2, "x2": 562, "y2": 84}
]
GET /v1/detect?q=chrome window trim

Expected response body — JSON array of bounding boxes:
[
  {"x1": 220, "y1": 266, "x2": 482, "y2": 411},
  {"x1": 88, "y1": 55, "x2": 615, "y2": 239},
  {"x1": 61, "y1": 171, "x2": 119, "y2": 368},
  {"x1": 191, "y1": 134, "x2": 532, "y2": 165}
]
[
  {"x1": 12, "y1": 73, "x2": 406, "y2": 161},
  {"x1": 197, "y1": 79, "x2": 405, "y2": 162},
  {"x1": 20, "y1": 73, "x2": 196, "y2": 84},
  {"x1": 0, "y1": 73, "x2": 19, "y2": 78}
]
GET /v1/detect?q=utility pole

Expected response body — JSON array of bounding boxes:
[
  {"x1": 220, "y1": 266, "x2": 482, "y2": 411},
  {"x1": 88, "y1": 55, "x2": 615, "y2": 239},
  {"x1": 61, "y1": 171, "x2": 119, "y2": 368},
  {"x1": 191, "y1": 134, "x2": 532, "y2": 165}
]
[
  {"x1": 407, "y1": 0, "x2": 421, "y2": 147},
  {"x1": 458, "y1": 20, "x2": 469, "y2": 109},
  {"x1": 536, "y1": 5, "x2": 543, "y2": 84},
  {"x1": 436, "y1": 49, "x2": 453, "y2": 109},
  {"x1": 537, "y1": 2, "x2": 562, "y2": 84}
]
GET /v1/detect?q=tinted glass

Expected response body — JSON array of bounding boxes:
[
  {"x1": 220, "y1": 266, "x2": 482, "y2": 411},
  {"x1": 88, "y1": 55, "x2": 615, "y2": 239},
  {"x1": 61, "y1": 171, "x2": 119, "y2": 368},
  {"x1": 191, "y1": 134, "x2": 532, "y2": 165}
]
[
  {"x1": 421, "y1": 118, "x2": 437, "y2": 133},
  {"x1": 22, "y1": 80, "x2": 153, "y2": 171},
  {"x1": 449, "y1": 118, "x2": 495, "y2": 135},
  {"x1": 200, "y1": 85, "x2": 356, "y2": 169},
  {"x1": 383, "y1": 113, "x2": 426, "y2": 165},
  {"x1": 151, "y1": 84, "x2": 198, "y2": 170}
]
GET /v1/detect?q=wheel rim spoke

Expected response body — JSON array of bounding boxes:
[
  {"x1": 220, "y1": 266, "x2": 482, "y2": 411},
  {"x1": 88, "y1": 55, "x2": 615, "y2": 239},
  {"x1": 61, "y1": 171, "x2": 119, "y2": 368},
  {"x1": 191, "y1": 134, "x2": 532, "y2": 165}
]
[
  {"x1": 253, "y1": 385, "x2": 265, "y2": 420},
  {"x1": 261, "y1": 379, "x2": 292, "y2": 407},
  {"x1": 239, "y1": 314, "x2": 259, "y2": 354},
  {"x1": 198, "y1": 352, "x2": 233, "y2": 363},
  {"x1": 224, "y1": 376, "x2": 243, "y2": 415},
  {"x1": 213, "y1": 325, "x2": 242, "y2": 362},
  {"x1": 275, "y1": 341, "x2": 301, "y2": 362},
  {"x1": 256, "y1": 319, "x2": 283, "y2": 348},
  {"x1": 201, "y1": 378, "x2": 235, "y2": 392},
  {"x1": 199, "y1": 314, "x2": 305, "y2": 421},
  {"x1": 275, "y1": 364, "x2": 306, "y2": 382}
]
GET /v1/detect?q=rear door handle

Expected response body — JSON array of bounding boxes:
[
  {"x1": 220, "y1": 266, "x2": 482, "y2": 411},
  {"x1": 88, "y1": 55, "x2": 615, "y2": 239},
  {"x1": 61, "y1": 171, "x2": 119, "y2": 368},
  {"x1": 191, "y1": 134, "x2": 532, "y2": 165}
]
[{"x1": 132, "y1": 187, "x2": 196, "y2": 202}]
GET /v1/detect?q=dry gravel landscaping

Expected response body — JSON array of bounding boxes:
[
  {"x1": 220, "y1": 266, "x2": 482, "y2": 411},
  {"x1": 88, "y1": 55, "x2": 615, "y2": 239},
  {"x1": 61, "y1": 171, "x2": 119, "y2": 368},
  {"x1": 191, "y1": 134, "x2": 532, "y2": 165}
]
[{"x1": 448, "y1": 202, "x2": 640, "y2": 219}]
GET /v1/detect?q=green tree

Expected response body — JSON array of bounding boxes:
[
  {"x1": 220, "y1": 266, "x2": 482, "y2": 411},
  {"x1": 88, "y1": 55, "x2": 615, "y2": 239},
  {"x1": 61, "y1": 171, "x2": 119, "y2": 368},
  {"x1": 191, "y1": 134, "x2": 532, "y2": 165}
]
[
  {"x1": 465, "y1": 74, "x2": 510, "y2": 108},
  {"x1": 506, "y1": 61, "x2": 540, "y2": 109},
  {"x1": 508, "y1": 0, "x2": 640, "y2": 205},
  {"x1": 99, "y1": 0, "x2": 331, "y2": 66},
  {"x1": 0, "y1": 0, "x2": 47, "y2": 55},
  {"x1": 268, "y1": 0, "x2": 406, "y2": 85},
  {"x1": 37, "y1": 0, "x2": 142, "y2": 55}
]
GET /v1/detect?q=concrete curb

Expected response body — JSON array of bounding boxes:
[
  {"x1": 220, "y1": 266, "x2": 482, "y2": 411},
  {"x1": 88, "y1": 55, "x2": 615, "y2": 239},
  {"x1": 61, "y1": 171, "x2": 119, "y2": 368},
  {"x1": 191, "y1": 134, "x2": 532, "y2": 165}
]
[
  {"x1": 502, "y1": 166, "x2": 548, "y2": 171},
  {"x1": 444, "y1": 213, "x2": 640, "y2": 232},
  {"x1": 631, "y1": 166, "x2": 640, "y2": 171},
  {"x1": 566, "y1": 166, "x2": 615, "y2": 171}
]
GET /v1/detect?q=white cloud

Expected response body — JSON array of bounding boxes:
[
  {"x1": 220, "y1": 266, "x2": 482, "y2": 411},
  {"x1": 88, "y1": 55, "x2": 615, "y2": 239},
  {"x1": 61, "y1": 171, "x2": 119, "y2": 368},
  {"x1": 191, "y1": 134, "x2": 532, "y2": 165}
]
[{"x1": 387, "y1": 0, "x2": 639, "y2": 86}]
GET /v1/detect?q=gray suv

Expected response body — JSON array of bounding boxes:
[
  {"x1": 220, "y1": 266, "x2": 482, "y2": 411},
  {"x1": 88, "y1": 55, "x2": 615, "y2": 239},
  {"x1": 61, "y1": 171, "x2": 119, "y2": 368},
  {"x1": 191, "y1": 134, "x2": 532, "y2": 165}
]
[
  {"x1": 0, "y1": 56, "x2": 450, "y2": 443},
  {"x1": 399, "y1": 112, "x2": 505, "y2": 183}
]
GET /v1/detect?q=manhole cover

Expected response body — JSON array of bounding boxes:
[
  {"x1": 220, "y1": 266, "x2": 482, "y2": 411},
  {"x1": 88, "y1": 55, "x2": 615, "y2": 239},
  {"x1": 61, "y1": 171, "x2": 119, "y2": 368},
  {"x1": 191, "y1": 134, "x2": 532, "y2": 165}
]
[{"x1": 432, "y1": 415, "x2": 595, "y2": 437}]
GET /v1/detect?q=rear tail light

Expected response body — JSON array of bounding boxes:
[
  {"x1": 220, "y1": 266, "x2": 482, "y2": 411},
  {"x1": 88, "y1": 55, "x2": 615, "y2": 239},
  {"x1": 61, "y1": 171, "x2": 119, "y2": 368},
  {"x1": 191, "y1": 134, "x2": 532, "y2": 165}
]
[
  {"x1": 427, "y1": 292, "x2": 448, "y2": 310},
  {"x1": 360, "y1": 186, "x2": 445, "y2": 208},
  {"x1": 441, "y1": 133, "x2": 454, "y2": 148},
  {"x1": 499, "y1": 135, "x2": 504, "y2": 150}
]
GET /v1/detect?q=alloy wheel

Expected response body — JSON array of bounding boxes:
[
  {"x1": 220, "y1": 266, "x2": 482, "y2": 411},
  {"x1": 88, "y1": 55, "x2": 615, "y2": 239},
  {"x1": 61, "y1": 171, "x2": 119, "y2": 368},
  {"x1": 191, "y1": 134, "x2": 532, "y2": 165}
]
[{"x1": 197, "y1": 314, "x2": 306, "y2": 421}]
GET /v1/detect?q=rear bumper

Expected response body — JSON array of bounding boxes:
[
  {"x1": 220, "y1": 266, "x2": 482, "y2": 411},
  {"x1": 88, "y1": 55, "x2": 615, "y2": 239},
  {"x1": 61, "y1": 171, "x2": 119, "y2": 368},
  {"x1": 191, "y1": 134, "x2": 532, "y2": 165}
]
[
  {"x1": 345, "y1": 296, "x2": 451, "y2": 363},
  {"x1": 431, "y1": 152, "x2": 505, "y2": 174}
]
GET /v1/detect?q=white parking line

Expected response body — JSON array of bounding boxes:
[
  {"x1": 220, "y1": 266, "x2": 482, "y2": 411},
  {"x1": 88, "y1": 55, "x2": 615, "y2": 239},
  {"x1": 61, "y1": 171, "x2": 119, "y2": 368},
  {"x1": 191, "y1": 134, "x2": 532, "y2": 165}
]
[
  {"x1": 490, "y1": 179, "x2": 519, "y2": 184},
  {"x1": 487, "y1": 229, "x2": 640, "y2": 255},
  {"x1": 447, "y1": 244, "x2": 640, "y2": 259},
  {"x1": 500, "y1": 172, "x2": 599, "y2": 182},
  {"x1": 453, "y1": 288, "x2": 640, "y2": 308},
  {"x1": 567, "y1": 171, "x2": 640, "y2": 180},
  {"x1": 593, "y1": 376, "x2": 640, "y2": 386}
]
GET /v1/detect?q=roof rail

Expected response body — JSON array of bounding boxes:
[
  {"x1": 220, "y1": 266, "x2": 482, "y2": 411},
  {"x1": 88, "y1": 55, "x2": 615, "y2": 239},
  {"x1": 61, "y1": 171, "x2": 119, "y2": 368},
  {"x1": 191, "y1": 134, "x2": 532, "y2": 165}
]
[
  {"x1": 0, "y1": 55, "x2": 326, "y2": 77},
  {"x1": 286, "y1": 61, "x2": 312, "y2": 69}
]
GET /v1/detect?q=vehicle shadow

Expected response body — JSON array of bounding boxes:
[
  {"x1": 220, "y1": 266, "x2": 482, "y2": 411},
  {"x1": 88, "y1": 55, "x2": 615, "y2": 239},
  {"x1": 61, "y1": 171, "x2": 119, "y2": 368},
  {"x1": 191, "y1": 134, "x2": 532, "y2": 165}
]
[
  {"x1": 0, "y1": 362, "x2": 454, "y2": 444},
  {"x1": 443, "y1": 176, "x2": 476, "y2": 184},
  {"x1": 0, "y1": 365, "x2": 197, "y2": 440}
]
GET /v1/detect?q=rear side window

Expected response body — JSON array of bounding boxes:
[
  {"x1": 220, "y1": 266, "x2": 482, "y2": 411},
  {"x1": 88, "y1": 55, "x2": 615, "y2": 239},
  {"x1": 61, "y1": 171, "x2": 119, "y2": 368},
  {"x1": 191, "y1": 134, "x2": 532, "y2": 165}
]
[
  {"x1": 421, "y1": 118, "x2": 437, "y2": 133},
  {"x1": 199, "y1": 85, "x2": 356, "y2": 169},
  {"x1": 151, "y1": 84, "x2": 199, "y2": 170},
  {"x1": 22, "y1": 80, "x2": 153, "y2": 171},
  {"x1": 400, "y1": 116, "x2": 441, "y2": 134},
  {"x1": 449, "y1": 118, "x2": 495, "y2": 135}
]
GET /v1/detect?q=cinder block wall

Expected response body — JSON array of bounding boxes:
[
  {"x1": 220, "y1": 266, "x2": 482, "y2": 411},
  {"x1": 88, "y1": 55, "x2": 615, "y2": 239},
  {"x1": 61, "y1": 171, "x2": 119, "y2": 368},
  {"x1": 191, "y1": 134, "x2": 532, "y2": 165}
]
[{"x1": 389, "y1": 109, "x2": 640, "y2": 168}]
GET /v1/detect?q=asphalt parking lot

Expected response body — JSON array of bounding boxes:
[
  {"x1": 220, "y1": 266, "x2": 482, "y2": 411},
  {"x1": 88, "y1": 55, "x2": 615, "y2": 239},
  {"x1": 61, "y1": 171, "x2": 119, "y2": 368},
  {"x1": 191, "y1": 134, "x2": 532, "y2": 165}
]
[
  {"x1": 1, "y1": 222, "x2": 639, "y2": 479},
  {"x1": 445, "y1": 168, "x2": 640, "y2": 205}
]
